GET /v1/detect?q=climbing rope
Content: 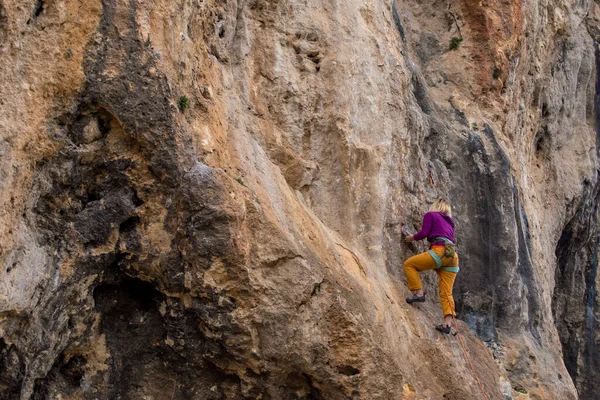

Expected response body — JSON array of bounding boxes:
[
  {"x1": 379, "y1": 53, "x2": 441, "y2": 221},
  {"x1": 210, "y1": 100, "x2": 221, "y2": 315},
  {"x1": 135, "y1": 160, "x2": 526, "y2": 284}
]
[
  {"x1": 446, "y1": 291, "x2": 491, "y2": 400},
  {"x1": 419, "y1": 169, "x2": 489, "y2": 398}
]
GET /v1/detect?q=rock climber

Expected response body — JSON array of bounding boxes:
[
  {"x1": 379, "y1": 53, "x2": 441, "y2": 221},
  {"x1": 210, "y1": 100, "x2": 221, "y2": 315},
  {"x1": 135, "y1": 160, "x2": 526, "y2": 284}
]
[{"x1": 403, "y1": 199, "x2": 459, "y2": 334}]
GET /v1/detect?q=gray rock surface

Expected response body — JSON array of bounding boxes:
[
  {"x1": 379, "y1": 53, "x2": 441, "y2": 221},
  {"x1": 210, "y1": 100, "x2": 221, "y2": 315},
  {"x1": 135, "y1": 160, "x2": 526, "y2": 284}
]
[{"x1": 0, "y1": 0, "x2": 599, "y2": 399}]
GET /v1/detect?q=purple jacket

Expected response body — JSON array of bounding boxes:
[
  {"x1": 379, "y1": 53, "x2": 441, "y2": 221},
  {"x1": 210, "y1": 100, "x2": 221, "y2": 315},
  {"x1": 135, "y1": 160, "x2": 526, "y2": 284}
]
[{"x1": 413, "y1": 212, "x2": 455, "y2": 244}]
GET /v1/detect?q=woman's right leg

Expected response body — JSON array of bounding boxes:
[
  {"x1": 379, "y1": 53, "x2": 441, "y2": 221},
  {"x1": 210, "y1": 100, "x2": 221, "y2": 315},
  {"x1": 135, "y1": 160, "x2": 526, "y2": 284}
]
[{"x1": 403, "y1": 251, "x2": 439, "y2": 294}]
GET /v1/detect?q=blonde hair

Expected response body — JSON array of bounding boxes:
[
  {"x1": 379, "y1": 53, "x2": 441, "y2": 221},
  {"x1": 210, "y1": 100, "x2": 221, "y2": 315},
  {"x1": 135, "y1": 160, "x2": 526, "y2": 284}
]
[{"x1": 430, "y1": 199, "x2": 452, "y2": 216}]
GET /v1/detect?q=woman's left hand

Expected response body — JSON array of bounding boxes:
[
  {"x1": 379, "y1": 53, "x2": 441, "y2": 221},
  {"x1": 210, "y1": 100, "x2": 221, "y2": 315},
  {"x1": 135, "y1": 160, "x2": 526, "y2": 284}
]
[{"x1": 405, "y1": 235, "x2": 414, "y2": 243}]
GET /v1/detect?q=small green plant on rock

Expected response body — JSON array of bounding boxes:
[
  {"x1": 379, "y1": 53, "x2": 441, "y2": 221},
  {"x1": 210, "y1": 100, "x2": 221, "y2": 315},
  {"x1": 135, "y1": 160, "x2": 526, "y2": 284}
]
[
  {"x1": 514, "y1": 387, "x2": 528, "y2": 394},
  {"x1": 493, "y1": 68, "x2": 501, "y2": 79},
  {"x1": 449, "y1": 36, "x2": 463, "y2": 51},
  {"x1": 178, "y1": 95, "x2": 190, "y2": 113},
  {"x1": 235, "y1": 177, "x2": 244, "y2": 186}
]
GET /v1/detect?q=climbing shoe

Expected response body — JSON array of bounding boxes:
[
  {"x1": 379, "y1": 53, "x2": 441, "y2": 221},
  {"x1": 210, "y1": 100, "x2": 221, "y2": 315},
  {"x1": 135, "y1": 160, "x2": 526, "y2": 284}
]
[
  {"x1": 405, "y1": 294, "x2": 426, "y2": 304},
  {"x1": 435, "y1": 324, "x2": 451, "y2": 334}
]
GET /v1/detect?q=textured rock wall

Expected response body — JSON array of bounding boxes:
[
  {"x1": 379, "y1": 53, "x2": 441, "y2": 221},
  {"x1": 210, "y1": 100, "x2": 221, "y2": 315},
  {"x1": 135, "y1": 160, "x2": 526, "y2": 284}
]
[{"x1": 1, "y1": 0, "x2": 599, "y2": 399}]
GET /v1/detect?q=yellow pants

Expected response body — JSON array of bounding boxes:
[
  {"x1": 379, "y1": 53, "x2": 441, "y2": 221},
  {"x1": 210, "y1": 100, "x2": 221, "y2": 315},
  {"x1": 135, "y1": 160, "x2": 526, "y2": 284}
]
[{"x1": 403, "y1": 245, "x2": 459, "y2": 317}]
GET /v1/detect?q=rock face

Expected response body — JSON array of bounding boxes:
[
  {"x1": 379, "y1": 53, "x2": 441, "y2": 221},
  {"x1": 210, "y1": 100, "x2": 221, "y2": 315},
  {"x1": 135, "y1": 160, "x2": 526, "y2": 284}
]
[{"x1": 1, "y1": 0, "x2": 600, "y2": 399}]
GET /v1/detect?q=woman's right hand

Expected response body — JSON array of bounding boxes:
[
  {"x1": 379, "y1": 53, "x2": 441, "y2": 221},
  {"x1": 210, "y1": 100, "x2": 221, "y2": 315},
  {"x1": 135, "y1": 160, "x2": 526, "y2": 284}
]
[{"x1": 405, "y1": 235, "x2": 414, "y2": 243}]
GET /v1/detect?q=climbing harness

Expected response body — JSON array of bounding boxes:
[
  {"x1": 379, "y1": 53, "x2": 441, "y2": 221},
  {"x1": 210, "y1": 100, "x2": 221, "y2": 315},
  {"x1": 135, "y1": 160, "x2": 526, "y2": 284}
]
[
  {"x1": 427, "y1": 237, "x2": 459, "y2": 273},
  {"x1": 428, "y1": 162, "x2": 435, "y2": 186},
  {"x1": 444, "y1": 290, "x2": 491, "y2": 400}
]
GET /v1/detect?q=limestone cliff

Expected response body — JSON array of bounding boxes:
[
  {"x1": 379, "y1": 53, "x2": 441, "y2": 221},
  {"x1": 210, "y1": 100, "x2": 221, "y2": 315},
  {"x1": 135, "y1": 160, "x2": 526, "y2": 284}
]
[{"x1": 1, "y1": 0, "x2": 599, "y2": 399}]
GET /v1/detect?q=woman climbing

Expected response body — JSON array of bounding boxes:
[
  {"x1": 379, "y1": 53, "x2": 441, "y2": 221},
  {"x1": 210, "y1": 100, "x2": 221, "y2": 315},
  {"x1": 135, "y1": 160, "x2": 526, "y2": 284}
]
[{"x1": 403, "y1": 199, "x2": 459, "y2": 334}]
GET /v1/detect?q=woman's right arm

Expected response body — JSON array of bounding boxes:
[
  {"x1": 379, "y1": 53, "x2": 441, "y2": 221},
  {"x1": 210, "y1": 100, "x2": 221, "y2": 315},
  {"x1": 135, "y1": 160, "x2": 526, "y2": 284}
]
[{"x1": 413, "y1": 212, "x2": 433, "y2": 241}]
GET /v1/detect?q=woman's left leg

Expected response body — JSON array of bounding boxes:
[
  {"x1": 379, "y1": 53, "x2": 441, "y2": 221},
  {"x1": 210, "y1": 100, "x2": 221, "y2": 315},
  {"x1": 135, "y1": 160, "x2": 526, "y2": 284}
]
[{"x1": 404, "y1": 251, "x2": 439, "y2": 294}]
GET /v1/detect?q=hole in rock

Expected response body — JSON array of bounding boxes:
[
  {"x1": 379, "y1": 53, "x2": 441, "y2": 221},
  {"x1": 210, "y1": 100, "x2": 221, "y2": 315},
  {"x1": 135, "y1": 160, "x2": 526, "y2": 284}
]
[
  {"x1": 59, "y1": 355, "x2": 86, "y2": 387},
  {"x1": 337, "y1": 365, "x2": 360, "y2": 376},
  {"x1": 93, "y1": 276, "x2": 160, "y2": 315},
  {"x1": 34, "y1": 0, "x2": 44, "y2": 17},
  {"x1": 534, "y1": 126, "x2": 551, "y2": 162},
  {"x1": 307, "y1": 51, "x2": 321, "y2": 64},
  {"x1": 96, "y1": 110, "x2": 114, "y2": 136},
  {"x1": 119, "y1": 216, "x2": 140, "y2": 233},
  {"x1": 6, "y1": 262, "x2": 16, "y2": 273},
  {"x1": 536, "y1": 136, "x2": 545, "y2": 153},
  {"x1": 542, "y1": 102, "x2": 550, "y2": 117},
  {"x1": 302, "y1": 373, "x2": 324, "y2": 400},
  {"x1": 132, "y1": 190, "x2": 144, "y2": 207}
]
